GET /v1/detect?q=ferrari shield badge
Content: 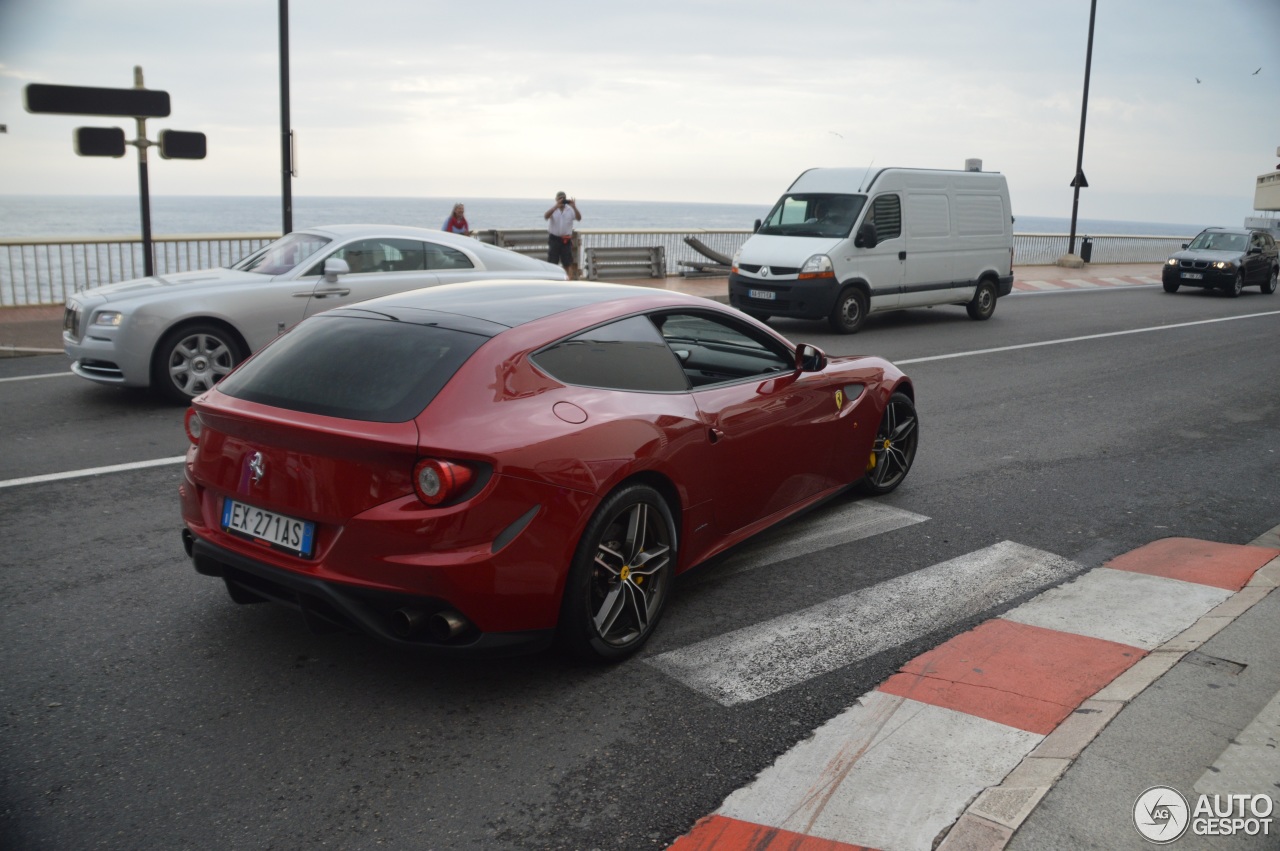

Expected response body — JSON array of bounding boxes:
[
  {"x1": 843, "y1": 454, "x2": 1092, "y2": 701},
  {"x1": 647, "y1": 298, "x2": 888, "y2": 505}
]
[{"x1": 835, "y1": 389, "x2": 844, "y2": 410}]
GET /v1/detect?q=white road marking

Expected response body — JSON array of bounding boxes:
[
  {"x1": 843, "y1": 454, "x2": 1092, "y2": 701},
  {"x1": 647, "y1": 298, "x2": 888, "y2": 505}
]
[
  {"x1": 1133, "y1": 276, "x2": 1162, "y2": 284},
  {"x1": 717, "y1": 692, "x2": 1041, "y2": 851},
  {"x1": 0, "y1": 456, "x2": 186, "y2": 490},
  {"x1": 1003, "y1": 567, "x2": 1231, "y2": 650},
  {"x1": 1020, "y1": 280, "x2": 1061, "y2": 290},
  {"x1": 897, "y1": 310, "x2": 1280, "y2": 366},
  {"x1": 687, "y1": 500, "x2": 928, "y2": 586},
  {"x1": 648, "y1": 541, "x2": 1081, "y2": 706},
  {"x1": 0, "y1": 371, "x2": 74, "y2": 383},
  {"x1": 1100, "y1": 277, "x2": 1133, "y2": 286},
  {"x1": 1063, "y1": 278, "x2": 1100, "y2": 288}
]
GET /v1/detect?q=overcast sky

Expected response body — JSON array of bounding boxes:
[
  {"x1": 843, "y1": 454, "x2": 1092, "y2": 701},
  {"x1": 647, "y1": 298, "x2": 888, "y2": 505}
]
[{"x1": 1, "y1": 0, "x2": 1277, "y2": 224}]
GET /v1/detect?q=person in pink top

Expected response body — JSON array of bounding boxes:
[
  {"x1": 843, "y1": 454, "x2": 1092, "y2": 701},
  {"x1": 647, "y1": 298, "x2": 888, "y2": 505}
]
[{"x1": 443, "y1": 203, "x2": 473, "y2": 236}]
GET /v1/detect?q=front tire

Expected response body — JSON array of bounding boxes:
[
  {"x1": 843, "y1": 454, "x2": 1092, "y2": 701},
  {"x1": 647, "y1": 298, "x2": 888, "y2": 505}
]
[
  {"x1": 966, "y1": 280, "x2": 997, "y2": 320},
  {"x1": 1223, "y1": 270, "x2": 1244, "y2": 298},
  {"x1": 1163, "y1": 279, "x2": 1180, "y2": 293},
  {"x1": 152, "y1": 323, "x2": 245, "y2": 404},
  {"x1": 858, "y1": 392, "x2": 918, "y2": 495},
  {"x1": 558, "y1": 484, "x2": 675, "y2": 661},
  {"x1": 828, "y1": 287, "x2": 868, "y2": 334}
]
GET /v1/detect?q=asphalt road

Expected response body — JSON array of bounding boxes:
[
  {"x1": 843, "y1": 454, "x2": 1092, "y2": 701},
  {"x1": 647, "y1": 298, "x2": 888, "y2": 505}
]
[{"x1": 2, "y1": 284, "x2": 1278, "y2": 850}]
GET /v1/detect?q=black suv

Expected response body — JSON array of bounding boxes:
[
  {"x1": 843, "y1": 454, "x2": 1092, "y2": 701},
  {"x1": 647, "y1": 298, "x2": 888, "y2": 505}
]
[{"x1": 1162, "y1": 227, "x2": 1279, "y2": 297}]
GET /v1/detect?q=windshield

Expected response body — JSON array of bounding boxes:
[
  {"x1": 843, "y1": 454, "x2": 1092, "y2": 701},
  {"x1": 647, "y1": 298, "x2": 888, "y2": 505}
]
[
  {"x1": 232, "y1": 232, "x2": 333, "y2": 275},
  {"x1": 757, "y1": 193, "x2": 866, "y2": 238},
  {"x1": 1187, "y1": 232, "x2": 1247, "y2": 252}
]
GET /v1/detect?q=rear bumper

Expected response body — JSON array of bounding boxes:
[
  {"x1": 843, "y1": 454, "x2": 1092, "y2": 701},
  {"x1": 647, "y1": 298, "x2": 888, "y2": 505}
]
[{"x1": 186, "y1": 533, "x2": 555, "y2": 657}]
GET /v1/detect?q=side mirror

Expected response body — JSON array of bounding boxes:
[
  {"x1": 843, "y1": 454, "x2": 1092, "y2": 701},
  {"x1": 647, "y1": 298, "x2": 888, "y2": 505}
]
[
  {"x1": 1247, "y1": 246, "x2": 1261, "y2": 255},
  {"x1": 854, "y1": 222, "x2": 879, "y2": 249},
  {"x1": 753, "y1": 219, "x2": 762, "y2": 234},
  {"x1": 1181, "y1": 243, "x2": 1189, "y2": 249},
  {"x1": 323, "y1": 257, "x2": 350, "y2": 282},
  {"x1": 795, "y1": 342, "x2": 827, "y2": 372}
]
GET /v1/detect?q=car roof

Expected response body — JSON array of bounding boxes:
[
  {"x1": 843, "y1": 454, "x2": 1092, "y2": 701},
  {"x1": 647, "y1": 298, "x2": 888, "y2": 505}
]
[
  {"x1": 300, "y1": 223, "x2": 481, "y2": 248},
  {"x1": 342, "y1": 279, "x2": 708, "y2": 330},
  {"x1": 1199, "y1": 227, "x2": 1251, "y2": 235}
]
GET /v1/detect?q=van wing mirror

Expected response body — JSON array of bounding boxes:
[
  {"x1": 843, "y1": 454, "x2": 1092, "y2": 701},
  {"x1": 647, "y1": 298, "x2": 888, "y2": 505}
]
[
  {"x1": 854, "y1": 222, "x2": 878, "y2": 249},
  {"x1": 323, "y1": 257, "x2": 350, "y2": 282},
  {"x1": 753, "y1": 218, "x2": 762, "y2": 233},
  {"x1": 795, "y1": 343, "x2": 827, "y2": 372}
]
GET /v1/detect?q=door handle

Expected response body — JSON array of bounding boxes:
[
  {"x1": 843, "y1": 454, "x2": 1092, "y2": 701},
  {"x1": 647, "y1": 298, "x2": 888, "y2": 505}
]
[
  {"x1": 311, "y1": 288, "x2": 351, "y2": 298},
  {"x1": 898, "y1": 251, "x2": 907, "y2": 261}
]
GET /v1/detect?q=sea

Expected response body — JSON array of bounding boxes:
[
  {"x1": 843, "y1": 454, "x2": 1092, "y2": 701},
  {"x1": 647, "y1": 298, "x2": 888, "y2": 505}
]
[{"x1": 0, "y1": 195, "x2": 1211, "y2": 239}]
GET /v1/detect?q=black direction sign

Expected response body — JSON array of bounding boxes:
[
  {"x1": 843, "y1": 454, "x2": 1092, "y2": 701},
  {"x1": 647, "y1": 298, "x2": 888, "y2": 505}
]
[
  {"x1": 159, "y1": 130, "x2": 207, "y2": 160},
  {"x1": 25, "y1": 83, "x2": 170, "y2": 118},
  {"x1": 74, "y1": 127, "x2": 127, "y2": 157}
]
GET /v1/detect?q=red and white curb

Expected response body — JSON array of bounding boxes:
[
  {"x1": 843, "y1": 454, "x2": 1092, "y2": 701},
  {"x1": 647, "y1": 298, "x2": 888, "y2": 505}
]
[
  {"x1": 667, "y1": 536, "x2": 1280, "y2": 851},
  {"x1": 1013, "y1": 274, "x2": 1160, "y2": 292}
]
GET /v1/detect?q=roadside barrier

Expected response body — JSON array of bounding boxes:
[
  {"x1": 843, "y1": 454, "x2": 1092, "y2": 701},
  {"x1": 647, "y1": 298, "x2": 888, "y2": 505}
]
[{"x1": 1, "y1": 230, "x2": 1191, "y2": 307}]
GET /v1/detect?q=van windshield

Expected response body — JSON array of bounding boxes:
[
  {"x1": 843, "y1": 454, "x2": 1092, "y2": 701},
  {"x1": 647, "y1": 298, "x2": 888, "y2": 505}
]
[{"x1": 757, "y1": 193, "x2": 866, "y2": 238}]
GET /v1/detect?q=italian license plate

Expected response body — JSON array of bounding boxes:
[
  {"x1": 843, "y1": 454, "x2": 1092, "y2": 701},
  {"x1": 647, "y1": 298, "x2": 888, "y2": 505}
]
[
  {"x1": 221, "y1": 498, "x2": 315, "y2": 558},
  {"x1": 748, "y1": 289, "x2": 777, "y2": 301},
  {"x1": 1181, "y1": 272, "x2": 1203, "y2": 280}
]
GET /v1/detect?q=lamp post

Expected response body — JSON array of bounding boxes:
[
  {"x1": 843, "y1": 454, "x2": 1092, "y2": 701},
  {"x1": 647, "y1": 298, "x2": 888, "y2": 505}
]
[
  {"x1": 279, "y1": 0, "x2": 293, "y2": 235},
  {"x1": 1064, "y1": 0, "x2": 1097, "y2": 265}
]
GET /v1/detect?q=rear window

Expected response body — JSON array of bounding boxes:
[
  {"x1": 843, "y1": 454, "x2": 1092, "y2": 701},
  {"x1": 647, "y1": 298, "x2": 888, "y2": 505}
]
[{"x1": 217, "y1": 316, "x2": 487, "y2": 422}]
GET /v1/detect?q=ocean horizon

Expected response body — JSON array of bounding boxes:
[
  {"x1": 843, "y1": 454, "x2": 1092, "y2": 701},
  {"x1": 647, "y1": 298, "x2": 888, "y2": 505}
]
[{"x1": 0, "y1": 194, "x2": 1215, "y2": 239}]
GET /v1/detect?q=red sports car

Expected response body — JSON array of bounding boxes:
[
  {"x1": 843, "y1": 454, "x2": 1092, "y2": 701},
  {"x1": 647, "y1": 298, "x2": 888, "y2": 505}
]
[{"x1": 179, "y1": 280, "x2": 917, "y2": 660}]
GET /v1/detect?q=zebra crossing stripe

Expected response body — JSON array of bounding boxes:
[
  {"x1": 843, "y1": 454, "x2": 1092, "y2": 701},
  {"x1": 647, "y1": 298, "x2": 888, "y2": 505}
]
[{"x1": 648, "y1": 541, "x2": 1080, "y2": 706}]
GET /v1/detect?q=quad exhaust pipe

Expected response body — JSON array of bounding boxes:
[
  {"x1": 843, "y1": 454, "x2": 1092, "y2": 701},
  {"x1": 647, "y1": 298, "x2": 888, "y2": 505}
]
[{"x1": 390, "y1": 608, "x2": 469, "y2": 641}]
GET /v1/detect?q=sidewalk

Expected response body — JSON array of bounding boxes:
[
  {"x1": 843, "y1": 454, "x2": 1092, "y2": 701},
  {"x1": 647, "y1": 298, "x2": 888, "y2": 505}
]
[
  {"x1": 0, "y1": 263, "x2": 1164, "y2": 357},
  {"x1": 668, "y1": 525, "x2": 1280, "y2": 851}
]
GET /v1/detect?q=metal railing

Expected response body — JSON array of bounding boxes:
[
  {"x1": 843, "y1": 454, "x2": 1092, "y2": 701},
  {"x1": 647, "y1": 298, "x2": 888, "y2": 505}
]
[
  {"x1": 1, "y1": 230, "x2": 1190, "y2": 307},
  {"x1": 0, "y1": 233, "x2": 277, "y2": 307}
]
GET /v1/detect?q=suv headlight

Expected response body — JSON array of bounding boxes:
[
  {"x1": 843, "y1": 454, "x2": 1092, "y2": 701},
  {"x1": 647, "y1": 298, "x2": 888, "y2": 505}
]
[
  {"x1": 1212, "y1": 261, "x2": 1234, "y2": 270},
  {"x1": 1166, "y1": 258, "x2": 1178, "y2": 266},
  {"x1": 798, "y1": 254, "x2": 835, "y2": 280},
  {"x1": 92, "y1": 310, "x2": 124, "y2": 327}
]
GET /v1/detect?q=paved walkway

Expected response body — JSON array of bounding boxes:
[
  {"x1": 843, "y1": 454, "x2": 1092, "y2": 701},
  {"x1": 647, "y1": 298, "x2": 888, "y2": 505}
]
[{"x1": 0, "y1": 263, "x2": 1164, "y2": 357}]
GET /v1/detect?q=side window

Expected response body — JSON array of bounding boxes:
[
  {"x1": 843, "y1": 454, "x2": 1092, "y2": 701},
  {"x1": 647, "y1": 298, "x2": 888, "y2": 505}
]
[
  {"x1": 654, "y1": 312, "x2": 791, "y2": 387},
  {"x1": 303, "y1": 238, "x2": 424, "y2": 276},
  {"x1": 425, "y1": 243, "x2": 475, "y2": 270},
  {"x1": 531, "y1": 316, "x2": 688, "y2": 392},
  {"x1": 870, "y1": 194, "x2": 902, "y2": 240}
]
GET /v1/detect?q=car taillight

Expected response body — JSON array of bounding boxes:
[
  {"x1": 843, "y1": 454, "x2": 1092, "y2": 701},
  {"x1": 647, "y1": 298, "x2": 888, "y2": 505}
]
[
  {"x1": 413, "y1": 458, "x2": 475, "y2": 506},
  {"x1": 184, "y1": 408, "x2": 203, "y2": 445}
]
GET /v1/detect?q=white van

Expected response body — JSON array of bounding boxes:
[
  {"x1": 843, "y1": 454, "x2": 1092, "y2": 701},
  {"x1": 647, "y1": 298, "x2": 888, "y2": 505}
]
[{"x1": 729, "y1": 166, "x2": 1014, "y2": 333}]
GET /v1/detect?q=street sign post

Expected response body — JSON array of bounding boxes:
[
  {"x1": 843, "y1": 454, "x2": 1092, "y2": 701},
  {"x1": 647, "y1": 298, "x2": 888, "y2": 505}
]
[{"x1": 23, "y1": 68, "x2": 206, "y2": 278}]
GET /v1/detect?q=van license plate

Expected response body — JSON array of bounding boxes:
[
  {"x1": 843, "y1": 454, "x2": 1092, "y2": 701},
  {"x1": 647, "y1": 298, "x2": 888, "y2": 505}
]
[
  {"x1": 748, "y1": 289, "x2": 776, "y2": 301},
  {"x1": 1181, "y1": 272, "x2": 1203, "y2": 280},
  {"x1": 221, "y1": 498, "x2": 315, "y2": 558}
]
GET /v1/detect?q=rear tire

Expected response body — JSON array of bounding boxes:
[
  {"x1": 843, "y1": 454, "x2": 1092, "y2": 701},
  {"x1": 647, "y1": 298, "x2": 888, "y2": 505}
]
[
  {"x1": 966, "y1": 280, "x2": 997, "y2": 320},
  {"x1": 558, "y1": 484, "x2": 675, "y2": 662},
  {"x1": 1263, "y1": 267, "x2": 1278, "y2": 295},
  {"x1": 828, "y1": 287, "x2": 868, "y2": 334}
]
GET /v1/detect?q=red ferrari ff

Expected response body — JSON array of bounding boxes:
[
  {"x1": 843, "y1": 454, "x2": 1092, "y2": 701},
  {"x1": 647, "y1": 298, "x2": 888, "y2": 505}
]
[{"x1": 179, "y1": 281, "x2": 917, "y2": 660}]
